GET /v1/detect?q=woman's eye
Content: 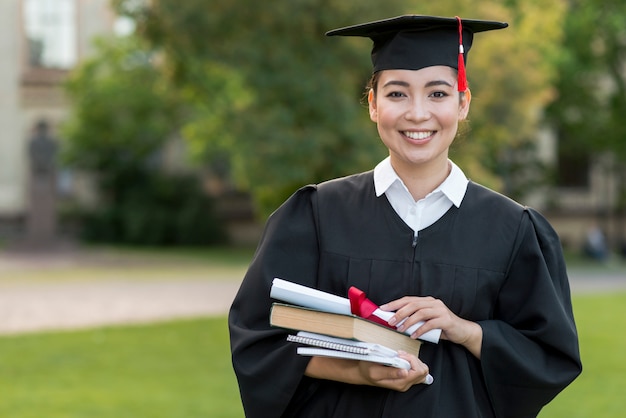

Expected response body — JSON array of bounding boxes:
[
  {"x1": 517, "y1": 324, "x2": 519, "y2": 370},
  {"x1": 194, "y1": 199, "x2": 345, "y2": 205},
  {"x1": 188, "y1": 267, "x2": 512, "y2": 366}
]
[
  {"x1": 387, "y1": 91, "x2": 406, "y2": 98},
  {"x1": 430, "y1": 91, "x2": 448, "y2": 98}
]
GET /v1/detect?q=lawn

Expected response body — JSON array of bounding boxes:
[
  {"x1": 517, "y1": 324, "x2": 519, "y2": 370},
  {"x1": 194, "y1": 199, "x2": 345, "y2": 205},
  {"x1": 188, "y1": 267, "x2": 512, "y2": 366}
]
[
  {"x1": 1, "y1": 291, "x2": 624, "y2": 417},
  {"x1": 539, "y1": 292, "x2": 626, "y2": 417},
  {"x1": 0, "y1": 317, "x2": 244, "y2": 418}
]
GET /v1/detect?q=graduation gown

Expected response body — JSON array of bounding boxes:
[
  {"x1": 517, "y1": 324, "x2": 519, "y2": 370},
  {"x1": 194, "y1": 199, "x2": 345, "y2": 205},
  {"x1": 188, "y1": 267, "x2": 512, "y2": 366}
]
[{"x1": 229, "y1": 171, "x2": 582, "y2": 418}]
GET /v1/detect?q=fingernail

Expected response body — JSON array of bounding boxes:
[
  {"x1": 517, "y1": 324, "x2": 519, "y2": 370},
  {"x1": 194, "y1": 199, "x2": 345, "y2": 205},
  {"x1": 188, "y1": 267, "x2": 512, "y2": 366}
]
[{"x1": 388, "y1": 316, "x2": 397, "y2": 326}]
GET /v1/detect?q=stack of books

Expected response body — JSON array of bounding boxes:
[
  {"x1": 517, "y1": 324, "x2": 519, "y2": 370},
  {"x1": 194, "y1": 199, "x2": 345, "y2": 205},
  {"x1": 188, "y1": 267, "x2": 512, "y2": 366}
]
[{"x1": 269, "y1": 278, "x2": 434, "y2": 383}]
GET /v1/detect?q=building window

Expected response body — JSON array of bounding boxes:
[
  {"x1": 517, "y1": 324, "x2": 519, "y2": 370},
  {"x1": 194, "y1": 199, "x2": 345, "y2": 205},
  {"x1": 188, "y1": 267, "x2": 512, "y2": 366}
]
[{"x1": 23, "y1": 0, "x2": 76, "y2": 69}]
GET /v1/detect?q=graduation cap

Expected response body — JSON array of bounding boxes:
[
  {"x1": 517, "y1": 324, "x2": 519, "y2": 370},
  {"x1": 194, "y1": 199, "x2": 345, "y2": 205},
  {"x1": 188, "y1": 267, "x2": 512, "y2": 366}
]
[{"x1": 326, "y1": 15, "x2": 508, "y2": 91}]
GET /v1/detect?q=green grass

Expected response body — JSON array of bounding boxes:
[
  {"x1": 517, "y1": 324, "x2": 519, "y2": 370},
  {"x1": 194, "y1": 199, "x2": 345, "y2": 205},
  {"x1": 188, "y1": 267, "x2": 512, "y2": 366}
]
[
  {"x1": 1, "y1": 292, "x2": 624, "y2": 417},
  {"x1": 0, "y1": 318, "x2": 244, "y2": 418},
  {"x1": 539, "y1": 292, "x2": 626, "y2": 417}
]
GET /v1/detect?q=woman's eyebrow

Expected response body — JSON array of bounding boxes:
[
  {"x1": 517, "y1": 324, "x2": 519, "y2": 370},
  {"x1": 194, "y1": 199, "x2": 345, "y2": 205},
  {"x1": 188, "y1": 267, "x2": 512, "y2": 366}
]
[
  {"x1": 381, "y1": 79, "x2": 454, "y2": 89},
  {"x1": 382, "y1": 80, "x2": 410, "y2": 88},
  {"x1": 425, "y1": 80, "x2": 454, "y2": 88}
]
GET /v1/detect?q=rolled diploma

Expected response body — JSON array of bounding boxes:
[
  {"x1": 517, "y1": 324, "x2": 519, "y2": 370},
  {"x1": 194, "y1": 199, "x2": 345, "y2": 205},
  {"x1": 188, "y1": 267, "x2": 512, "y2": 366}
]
[{"x1": 271, "y1": 278, "x2": 441, "y2": 344}]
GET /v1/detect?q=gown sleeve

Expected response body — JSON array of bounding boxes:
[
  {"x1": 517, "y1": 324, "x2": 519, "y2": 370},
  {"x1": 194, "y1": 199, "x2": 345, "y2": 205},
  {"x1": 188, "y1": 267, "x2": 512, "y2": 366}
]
[
  {"x1": 228, "y1": 186, "x2": 321, "y2": 418},
  {"x1": 479, "y1": 208, "x2": 582, "y2": 417}
]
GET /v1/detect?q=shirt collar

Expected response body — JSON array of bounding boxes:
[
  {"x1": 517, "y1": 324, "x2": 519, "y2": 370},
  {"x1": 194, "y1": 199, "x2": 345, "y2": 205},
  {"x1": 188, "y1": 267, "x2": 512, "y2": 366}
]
[{"x1": 373, "y1": 156, "x2": 468, "y2": 207}]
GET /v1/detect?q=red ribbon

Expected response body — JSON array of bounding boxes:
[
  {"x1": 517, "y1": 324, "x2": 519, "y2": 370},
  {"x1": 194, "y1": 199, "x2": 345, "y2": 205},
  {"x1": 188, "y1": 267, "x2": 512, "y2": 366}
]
[{"x1": 348, "y1": 286, "x2": 393, "y2": 328}]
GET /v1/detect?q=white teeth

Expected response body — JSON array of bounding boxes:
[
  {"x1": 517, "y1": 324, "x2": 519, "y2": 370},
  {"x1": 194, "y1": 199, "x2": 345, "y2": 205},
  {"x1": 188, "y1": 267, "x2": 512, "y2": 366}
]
[{"x1": 403, "y1": 131, "x2": 433, "y2": 140}]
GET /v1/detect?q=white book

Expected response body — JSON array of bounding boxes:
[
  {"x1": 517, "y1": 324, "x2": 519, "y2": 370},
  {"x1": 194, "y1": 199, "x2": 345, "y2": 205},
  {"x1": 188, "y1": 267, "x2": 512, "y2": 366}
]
[{"x1": 297, "y1": 347, "x2": 412, "y2": 370}]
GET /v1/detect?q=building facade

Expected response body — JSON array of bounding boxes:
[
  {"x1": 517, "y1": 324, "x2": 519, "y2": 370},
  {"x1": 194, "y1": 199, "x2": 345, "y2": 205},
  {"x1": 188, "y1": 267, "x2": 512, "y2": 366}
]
[{"x1": 0, "y1": 0, "x2": 116, "y2": 237}]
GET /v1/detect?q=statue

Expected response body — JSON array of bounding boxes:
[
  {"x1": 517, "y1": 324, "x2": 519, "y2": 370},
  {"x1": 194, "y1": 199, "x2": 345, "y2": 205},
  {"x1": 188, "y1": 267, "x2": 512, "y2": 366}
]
[{"x1": 26, "y1": 119, "x2": 59, "y2": 247}]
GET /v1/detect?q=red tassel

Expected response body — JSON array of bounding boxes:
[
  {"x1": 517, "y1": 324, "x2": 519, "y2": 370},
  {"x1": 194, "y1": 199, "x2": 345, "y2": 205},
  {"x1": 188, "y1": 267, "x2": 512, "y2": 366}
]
[{"x1": 456, "y1": 16, "x2": 468, "y2": 92}]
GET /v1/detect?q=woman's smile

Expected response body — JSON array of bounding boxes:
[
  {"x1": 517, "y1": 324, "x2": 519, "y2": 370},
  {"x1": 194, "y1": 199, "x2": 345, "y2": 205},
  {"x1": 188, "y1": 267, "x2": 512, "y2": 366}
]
[{"x1": 401, "y1": 130, "x2": 436, "y2": 143}]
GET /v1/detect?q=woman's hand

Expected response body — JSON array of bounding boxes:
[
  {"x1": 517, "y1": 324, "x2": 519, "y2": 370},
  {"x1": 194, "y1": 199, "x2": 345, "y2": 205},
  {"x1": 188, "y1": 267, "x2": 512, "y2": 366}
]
[
  {"x1": 357, "y1": 351, "x2": 430, "y2": 392},
  {"x1": 380, "y1": 297, "x2": 483, "y2": 358},
  {"x1": 305, "y1": 353, "x2": 430, "y2": 392}
]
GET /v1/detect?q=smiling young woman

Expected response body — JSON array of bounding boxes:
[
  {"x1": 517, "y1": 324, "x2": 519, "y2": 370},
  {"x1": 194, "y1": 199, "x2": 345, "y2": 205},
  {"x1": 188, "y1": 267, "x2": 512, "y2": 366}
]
[
  {"x1": 368, "y1": 67, "x2": 471, "y2": 200},
  {"x1": 229, "y1": 15, "x2": 582, "y2": 418}
]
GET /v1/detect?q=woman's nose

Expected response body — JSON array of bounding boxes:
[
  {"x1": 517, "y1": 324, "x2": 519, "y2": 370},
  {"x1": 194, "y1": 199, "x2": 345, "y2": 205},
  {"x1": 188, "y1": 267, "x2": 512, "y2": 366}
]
[{"x1": 404, "y1": 99, "x2": 431, "y2": 121}]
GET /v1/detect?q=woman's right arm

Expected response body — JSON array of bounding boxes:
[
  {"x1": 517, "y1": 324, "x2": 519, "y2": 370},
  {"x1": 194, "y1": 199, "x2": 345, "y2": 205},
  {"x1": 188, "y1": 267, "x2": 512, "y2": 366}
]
[{"x1": 305, "y1": 353, "x2": 430, "y2": 392}]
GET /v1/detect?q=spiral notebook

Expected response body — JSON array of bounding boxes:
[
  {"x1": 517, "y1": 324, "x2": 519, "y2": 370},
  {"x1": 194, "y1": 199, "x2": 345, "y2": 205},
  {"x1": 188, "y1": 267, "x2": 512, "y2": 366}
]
[
  {"x1": 287, "y1": 331, "x2": 399, "y2": 357},
  {"x1": 296, "y1": 347, "x2": 411, "y2": 370}
]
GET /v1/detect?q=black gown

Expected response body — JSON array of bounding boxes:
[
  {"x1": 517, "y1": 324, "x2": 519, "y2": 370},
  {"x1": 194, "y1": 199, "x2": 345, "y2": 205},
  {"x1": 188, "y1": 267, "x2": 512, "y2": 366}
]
[{"x1": 229, "y1": 171, "x2": 582, "y2": 418}]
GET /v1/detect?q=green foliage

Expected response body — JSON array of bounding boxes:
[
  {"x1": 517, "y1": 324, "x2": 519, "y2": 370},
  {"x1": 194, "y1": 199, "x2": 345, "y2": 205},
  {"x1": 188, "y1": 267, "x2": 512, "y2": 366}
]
[
  {"x1": 546, "y1": 0, "x2": 626, "y2": 156},
  {"x1": 546, "y1": 0, "x2": 626, "y2": 170},
  {"x1": 62, "y1": 36, "x2": 180, "y2": 175},
  {"x1": 545, "y1": 0, "x2": 626, "y2": 243},
  {"x1": 72, "y1": 172, "x2": 226, "y2": 246},
  {"x1": 62, "y1": 36, "x2": 225, "y2": 246}
]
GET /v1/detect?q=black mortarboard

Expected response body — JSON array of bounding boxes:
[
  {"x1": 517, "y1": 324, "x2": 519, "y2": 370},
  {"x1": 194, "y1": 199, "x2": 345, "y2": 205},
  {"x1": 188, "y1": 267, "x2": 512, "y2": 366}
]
[{"x1": 326, "y1": 15, "x2": 508, "y2": 91}]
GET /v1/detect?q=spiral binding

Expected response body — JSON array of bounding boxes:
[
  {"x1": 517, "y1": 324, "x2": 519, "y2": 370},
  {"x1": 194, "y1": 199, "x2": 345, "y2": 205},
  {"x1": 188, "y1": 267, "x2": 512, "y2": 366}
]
[{"x1": 287, "y1": 334, "x2": 370, "y2": 355}]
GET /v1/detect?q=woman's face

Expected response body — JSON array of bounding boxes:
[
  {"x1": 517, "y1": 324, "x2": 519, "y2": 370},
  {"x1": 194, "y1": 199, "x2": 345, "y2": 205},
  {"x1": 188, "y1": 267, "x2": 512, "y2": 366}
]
[{"x1": 368, "y1": 66, "x2": 470, "y2": 174}]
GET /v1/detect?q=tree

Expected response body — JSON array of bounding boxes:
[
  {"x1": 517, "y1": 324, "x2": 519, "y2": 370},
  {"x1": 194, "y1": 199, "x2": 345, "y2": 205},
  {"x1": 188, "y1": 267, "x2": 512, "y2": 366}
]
[
  {"x1": 112, "y1": 0, "x2": 566, "y2": 216},
  {"x1": 545, "y1": 0, "x2": 626, "y2": 248},
  {"x1": 63, "y1": 36, "x2": 179, "y2": 178},
  {"x1": 62, "y1": 35, "x2": 225, "y2": 245}
]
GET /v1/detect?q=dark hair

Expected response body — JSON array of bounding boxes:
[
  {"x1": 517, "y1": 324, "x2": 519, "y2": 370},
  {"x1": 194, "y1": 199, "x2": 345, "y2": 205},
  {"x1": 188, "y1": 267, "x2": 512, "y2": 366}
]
[{"x1": 361, "y1": 72, "x2": 381, "y2": 105}]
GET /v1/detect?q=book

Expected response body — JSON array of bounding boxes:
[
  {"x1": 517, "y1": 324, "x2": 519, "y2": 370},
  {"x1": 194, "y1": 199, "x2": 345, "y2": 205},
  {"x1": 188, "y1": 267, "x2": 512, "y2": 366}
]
[
  {"x1": 287, "y1": 331, "x2": 410, "y2": 370},
  {"x1": 287, "y1": 331, "x2": 399, "y2": 357},
  {"x1": 270, "y1": 303, "x2": 422, "y2": 356},
  {"x1": 296, "y1": 347, "x2": 411, "y2": 370},
  {"x1": 286, "y1": 331, "x2": 434, "y2": 383}
]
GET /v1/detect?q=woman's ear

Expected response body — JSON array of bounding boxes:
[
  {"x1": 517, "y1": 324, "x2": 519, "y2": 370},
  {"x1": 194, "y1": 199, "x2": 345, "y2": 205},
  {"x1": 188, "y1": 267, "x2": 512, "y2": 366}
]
[
  {"x1": 368, "y1": 89, "x2": 377, "y2": 122},
  {"x1": 459, "y1": 88, "x2": 472, "y2": 120}
]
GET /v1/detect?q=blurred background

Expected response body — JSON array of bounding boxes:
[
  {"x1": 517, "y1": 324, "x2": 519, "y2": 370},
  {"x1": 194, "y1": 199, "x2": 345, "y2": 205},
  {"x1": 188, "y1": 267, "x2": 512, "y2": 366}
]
[
  {"x1": 0, "y1": 0, "x2": 624, "y2": 257},
  {"x1": 0, "y1": 0, "x2": 625, "y2": 417}
]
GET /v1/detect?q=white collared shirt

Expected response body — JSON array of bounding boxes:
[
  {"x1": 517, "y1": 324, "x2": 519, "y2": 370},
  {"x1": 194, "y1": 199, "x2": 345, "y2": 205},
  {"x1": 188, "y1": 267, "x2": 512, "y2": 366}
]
[{"x1": 373, "y1": 157, "x2": 469, "y2": 236}]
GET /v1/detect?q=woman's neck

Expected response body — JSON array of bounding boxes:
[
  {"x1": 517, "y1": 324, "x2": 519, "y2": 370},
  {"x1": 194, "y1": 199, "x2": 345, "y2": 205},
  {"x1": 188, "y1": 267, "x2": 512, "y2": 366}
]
[{"x1": 391, "y1": 157, "x2": 451, "y2": 202}]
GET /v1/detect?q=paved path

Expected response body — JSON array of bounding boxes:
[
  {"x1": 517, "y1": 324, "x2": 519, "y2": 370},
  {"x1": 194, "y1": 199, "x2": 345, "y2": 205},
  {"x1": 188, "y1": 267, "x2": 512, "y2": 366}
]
[
  {"x1": 0, "y1": 278, "x2": 241, "y2": 335},
  {"x1": 0, "y1": 249, "x2": 245, "y2": 335},
  {"x1": 0, "y1": 249, "x2": 625, "y2": 336}
]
